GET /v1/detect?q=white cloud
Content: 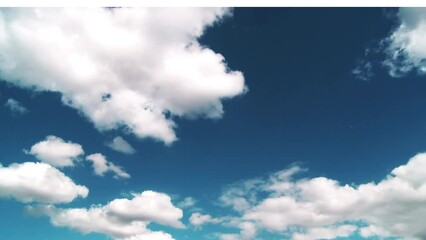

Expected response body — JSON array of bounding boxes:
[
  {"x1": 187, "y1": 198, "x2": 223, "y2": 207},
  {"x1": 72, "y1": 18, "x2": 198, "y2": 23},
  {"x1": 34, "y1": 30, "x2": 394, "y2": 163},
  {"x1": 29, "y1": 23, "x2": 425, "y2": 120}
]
[
  {"x1": 189, "y1": 212, "x2": 222, "y2": 228},
  {"x1": 0, "y1": 162, "x2": 88, "y2": 203},
  {"x1": 292, "y1": 225, "x2": 357, "y2": 240},
  {"x1": 0, "y1": 8, "x2": 246, "y2": 144},
  {"x1": 213, "y1": 153, "x2": 426, "y2": 240},
  {"x1": 4, "y1": 98, "x2": 28, "y2": 115},
  {"x1": 86, "y1": 153, "x2": 130, "y2": 179},
  {"x1": 27, "y1": 135, "x2": 84, "y2": 168},
  {"x1": 107, "y1": 136, "x2": 136, "y2": 155},
  {"x1": 382, "y1": 8, "x2": 426, "y2": 77},
  {"x1": 31, "y1": 190, "x2": 183, "y2": 240}
]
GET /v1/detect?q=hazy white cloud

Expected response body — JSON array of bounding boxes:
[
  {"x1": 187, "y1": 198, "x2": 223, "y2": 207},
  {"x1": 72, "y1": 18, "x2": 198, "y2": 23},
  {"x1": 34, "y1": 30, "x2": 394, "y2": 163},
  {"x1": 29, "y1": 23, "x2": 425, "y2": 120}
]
[
  {"x1": 31, "y1": 190, "x2": 183, "y2": 240},
  {"x1": 0, "y1": 162, "x2": 88, "y2": 203},
  {"x1": 218, "y1": 221, "x2": 256, "y2": 240},
  {"x1": 4, "y1": 98, "x2": 28, "y2": 115},
  {"x1": 292, "y1": 225, "x2": 357, "y2": 240},
  {"x1": 352, "y1": 60, "x2": 373, "y2": 81},
  {"x1": 177, "y1": 196, "x2": 197, "y2": 209},
  {"x1": 27, "y1": 135, "x2": 84, "y2": 168},
  {"x1": 0, "y1": 8, "x2": 246, "y2": 144},
  {"x1": 213, "y1": 153, "x2": 426, "y2": 240},
  {"x1": 189, "y1": 212, "x2": 222, "y2": 228},
  {"x1": 86, "y1": 153, "x2": 130, "y2": 179},
  {"x1": 382, "y1": 8, "x2": 426, "y2": 77},
  {"x1": 107, "y1": 136, "x2": 136, "y2": 155}
]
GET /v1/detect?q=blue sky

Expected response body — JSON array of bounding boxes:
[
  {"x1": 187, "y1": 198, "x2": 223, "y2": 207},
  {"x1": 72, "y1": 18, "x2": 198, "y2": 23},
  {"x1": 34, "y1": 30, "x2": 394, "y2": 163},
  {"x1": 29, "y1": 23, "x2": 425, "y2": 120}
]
[{"x1": 1, "y1": 7, "x2": 426, "y2": 240}]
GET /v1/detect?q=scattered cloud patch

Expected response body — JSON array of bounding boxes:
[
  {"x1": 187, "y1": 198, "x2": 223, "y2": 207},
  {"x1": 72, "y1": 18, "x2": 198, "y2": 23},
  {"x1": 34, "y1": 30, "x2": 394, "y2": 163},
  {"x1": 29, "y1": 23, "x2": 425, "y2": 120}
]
[
  {"x1": 0, "y1": 162, "x2": 88, "y2": 203},
  {"x1": 86, "y1": 153, "x2": 130, "y2": 179},
  {"x1": 4, "y1": 98, "x2": 28, "y2": 115},
  {"x1": 27, "y1": 135, "x2": 84, "y2": 168},
  {"x1": 30, "y1": 190, "x2": 183, "y2": 240},
  {"x1": 107, "y1": 136, "x2": 136, "y2": 155},
  {"x1": 352, "y1": 60, "x2": 374, "y2": 81},
  {"x1": 0, "y1": 8, "x2": 246, "y2": 144}
]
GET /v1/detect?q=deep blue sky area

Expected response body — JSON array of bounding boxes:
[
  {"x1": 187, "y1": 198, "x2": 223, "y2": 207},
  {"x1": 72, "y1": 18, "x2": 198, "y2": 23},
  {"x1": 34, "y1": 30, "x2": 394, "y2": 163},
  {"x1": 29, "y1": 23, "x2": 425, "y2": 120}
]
[{"x1": 1, "y1": 7, "x2": 426, "y2": 240}]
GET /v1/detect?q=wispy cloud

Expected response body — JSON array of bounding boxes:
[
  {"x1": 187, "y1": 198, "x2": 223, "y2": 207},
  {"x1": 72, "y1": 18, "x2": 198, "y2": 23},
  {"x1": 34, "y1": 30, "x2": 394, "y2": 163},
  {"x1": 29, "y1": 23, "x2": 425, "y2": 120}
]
[{"x1": 4, "y1": 98, "x2": 28, "y2": 115}]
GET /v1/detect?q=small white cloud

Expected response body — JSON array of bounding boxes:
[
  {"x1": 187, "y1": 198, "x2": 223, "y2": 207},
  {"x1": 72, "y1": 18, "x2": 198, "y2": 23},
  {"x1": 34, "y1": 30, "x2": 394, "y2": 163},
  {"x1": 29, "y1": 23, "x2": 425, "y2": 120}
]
[
  {"x1": 189, "y1": 212, "x2": 222, "y2": 228},
  {"x1": 4, "y1": 98, "x2": 28, "y2": 115},
  {"x1": 27, "y1": 135, "x2": 84, "y2": 168},
  {"x1": 33, "y1": 190, "x2": 183, "y2": 240},
  {"x1": 107, "y1": 136, "x2": 136, "y2": 155},
  {"x1": 0, "y1": 162, "x2": 88, "y2": 203},
  {"x1": 86, "y1": 153, "x2": 130, "y2": 179},
  {"x1": 0, "y1": 8, "x2": 246, "y2": 144},
  {"x1": 177, "y1": 197, "x2": 197, "y2": 209}
]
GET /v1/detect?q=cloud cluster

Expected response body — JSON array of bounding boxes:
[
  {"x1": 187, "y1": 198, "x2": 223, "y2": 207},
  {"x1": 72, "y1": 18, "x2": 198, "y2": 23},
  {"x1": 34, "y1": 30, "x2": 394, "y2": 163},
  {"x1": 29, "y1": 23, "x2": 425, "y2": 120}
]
[
  {"x1": 208, "y1": 153, "x2": 426, "y2": 240},
  {"x1": 107, "y1": 136, "x2": 136, "y2": 155},
  {"x1": 31, "y1": 191, "x2": 184, "y2": 240},
  {"x1": 0, "y1": 162, "x2": 88, "y2": 203},
  {"x1": 0, "y1": 8, "x2": 246, "y2": 144},
  {"x1": 4, "y1": 98, "x2": 28, "y2": 115},
  {"x1": 27, "y1": 135, "x2": 129, "y2": 178}
]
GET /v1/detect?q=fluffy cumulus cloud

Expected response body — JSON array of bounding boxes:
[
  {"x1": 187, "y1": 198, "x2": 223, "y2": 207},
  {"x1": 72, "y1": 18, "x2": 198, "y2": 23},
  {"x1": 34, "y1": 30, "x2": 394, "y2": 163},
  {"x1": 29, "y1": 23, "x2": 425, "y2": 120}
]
[
  {"x1": 31, "y1": 191, "x2": 184, "y2": 240},
  {"x1": 0, "y1": 8, "x2": 246, "y2": 144},
  {"x1": 203, "y1": 153, "x2": 426, "y2": 240},
  {"x1": 27, "y1": 135, "x2": 84, "y2": 168},
  {"x1": 382, "y1": 8, "x2": 426, "y2": 77},
  {"x1": 107, "y1": 136, "x2": 136, "y2": 155},
  {"x1": 86, "y1": 153, "x2": 130, "y2": 179},
  {"x1": 4, "y1": 98, "x2": 28, "y2": 115},
  {"x1": 0, "y1": 162, "x2": 88, "y2": 203}
]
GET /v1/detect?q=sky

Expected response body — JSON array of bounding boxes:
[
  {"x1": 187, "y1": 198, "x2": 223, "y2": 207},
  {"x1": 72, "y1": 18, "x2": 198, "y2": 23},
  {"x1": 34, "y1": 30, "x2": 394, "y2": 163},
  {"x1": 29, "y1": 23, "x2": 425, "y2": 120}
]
[{"x1": 2, "y1": 7, "x2": 426, "y2": 240}]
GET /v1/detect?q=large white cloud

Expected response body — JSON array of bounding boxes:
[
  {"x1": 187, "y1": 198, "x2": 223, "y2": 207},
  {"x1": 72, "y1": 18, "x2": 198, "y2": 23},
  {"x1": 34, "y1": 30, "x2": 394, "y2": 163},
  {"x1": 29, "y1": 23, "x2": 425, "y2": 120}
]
[
  {"x1": 209, "y1": 153, "x2": 426, "y2": 240},
  {"x1": 0, "y1": 8, "x2": 246, "y2": 144},
  {"x1": 86, "y1": 153, "x2": 130, "y2": 179},
  {"x1": 27, "y1": 135, "x2": 84, "y2": 168},
  {"x1": 31, "y1": 190, "x2": 183, "y2": 240},
  {"x1": 0, "y1": 162, "x2": 88, "y2": 203}
]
